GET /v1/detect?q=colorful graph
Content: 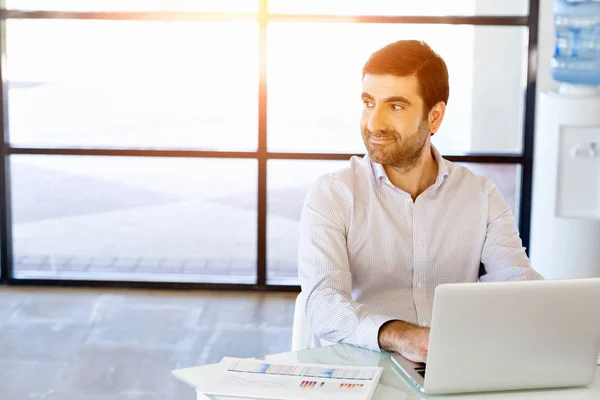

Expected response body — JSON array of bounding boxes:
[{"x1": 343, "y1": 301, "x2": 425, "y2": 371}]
[
  {"x1": 339, "y1": 383, "x2": 365, "y2": 389},
  {"x1": 299, "y1": 380, "x2": 325, "y2": 388}
]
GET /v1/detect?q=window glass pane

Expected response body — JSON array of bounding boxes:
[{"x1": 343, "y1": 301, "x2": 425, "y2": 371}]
[
  {"x1": 7, "y1": 20, "x2": 258, "y2": 150},
  {"x1": 5, "y1": 0, "x2": 257, "y2": 12},
  {"x1": 267, "y1": 23, "x2": 528, "y2": 154},
  {"x1": 458, "y1": 163, "x2": 522, "y2": 221},
  {"x1": 267, "y1": 160, "x2": 347, "y2": 284},
  {"x1": 11, "y1": 155, "x2": 257, "y2": 283},
  {"x1": 269, "y1": 0, "x2": 528, "y2": 16},
  {"x1": 267, "y1": 159, "x2": 521, "y2": 284}
]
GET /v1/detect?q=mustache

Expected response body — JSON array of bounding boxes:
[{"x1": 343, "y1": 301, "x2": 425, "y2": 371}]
[{"x1": 363, "y1": 129, "x2": 398, "y2": 139}]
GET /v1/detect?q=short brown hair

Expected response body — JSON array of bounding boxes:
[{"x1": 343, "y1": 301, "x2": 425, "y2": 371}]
[{"x1": 362, "y1": 40, "x2": 449, "y2": 114}]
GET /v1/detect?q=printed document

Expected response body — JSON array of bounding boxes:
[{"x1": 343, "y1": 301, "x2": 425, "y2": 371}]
[{"x1": 173, "y1": 357, "x2": 383, "y2": 400}]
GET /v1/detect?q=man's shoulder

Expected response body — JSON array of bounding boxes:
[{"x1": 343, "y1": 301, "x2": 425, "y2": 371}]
[
  {"x1": 444, "y1": 159, "x2": 496, "y2": 193},
  {"x1": 303, "y1": 156, "x2": 371, "y2": 214},
  {"x1": 312, "y1": 155, "x2": 372, "y2": 191}
]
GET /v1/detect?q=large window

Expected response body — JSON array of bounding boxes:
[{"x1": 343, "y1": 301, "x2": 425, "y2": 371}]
[{"x1": 0, "y1": 1, "x2": 537, "y2": 289}]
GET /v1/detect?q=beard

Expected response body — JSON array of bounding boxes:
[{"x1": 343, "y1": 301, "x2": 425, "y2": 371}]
[{"x1": 361, "y1": 119, "x2": 431, "y2": 171}]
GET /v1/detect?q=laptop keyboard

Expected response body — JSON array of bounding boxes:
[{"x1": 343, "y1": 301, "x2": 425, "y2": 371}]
[{"x1": 414, "y1": 364, "x2": 426, "y2": 378}]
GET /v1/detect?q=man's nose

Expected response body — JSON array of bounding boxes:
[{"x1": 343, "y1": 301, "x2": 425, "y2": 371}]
[{"x1": 367, "y1": 107, "x2": 389, "y2": 133}]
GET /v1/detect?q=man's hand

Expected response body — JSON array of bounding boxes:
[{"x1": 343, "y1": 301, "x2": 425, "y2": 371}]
[{"x1": 378, "y1": 320, "x2": 430, "y2": 363}]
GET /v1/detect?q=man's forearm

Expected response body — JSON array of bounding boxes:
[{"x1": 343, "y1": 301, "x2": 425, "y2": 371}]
[
  {"x1": 378, "y1": 320, "x2": 420, "y2": 352},
  {"x1": 378, "y1": 319, "x2": 431, "y2": 362}
]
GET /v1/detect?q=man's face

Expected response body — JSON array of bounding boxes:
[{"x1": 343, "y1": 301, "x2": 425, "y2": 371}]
[{"x1": 360, "y1": 74, "x2": 431, "y2": 169}]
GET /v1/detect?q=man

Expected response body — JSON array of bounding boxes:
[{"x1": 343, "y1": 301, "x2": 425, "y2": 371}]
[{"x1": 298, "y1": 40, "x2": 542, "y2": 364}]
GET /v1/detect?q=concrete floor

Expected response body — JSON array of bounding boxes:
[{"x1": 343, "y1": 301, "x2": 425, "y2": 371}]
[{"x1": 0, "y1": 286, "x2": 296, "y2": 400}]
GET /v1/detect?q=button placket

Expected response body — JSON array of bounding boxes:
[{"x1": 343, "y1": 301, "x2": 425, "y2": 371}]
[
  {"x1": 412, "y1": 200, "x2": 422, "y2": 291},
  {"x1": 412, "y1": 198, "x2": 428, "y2": 326}
]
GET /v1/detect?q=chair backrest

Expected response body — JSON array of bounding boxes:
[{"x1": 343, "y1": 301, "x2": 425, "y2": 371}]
[{"x1": 291, "y1": 292, "x2": 313, "y2": 351}]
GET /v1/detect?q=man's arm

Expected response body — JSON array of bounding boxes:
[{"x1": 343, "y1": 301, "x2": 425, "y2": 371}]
[
  {"x1": 298, "y1": 176, "x2": 393, "y2": 351},
  {"x1": 298, "y1": 176, "x2": 430, "y2": 360},
  {"x1": 480, "y1": 184, "x2": 543, "y2": 282}
]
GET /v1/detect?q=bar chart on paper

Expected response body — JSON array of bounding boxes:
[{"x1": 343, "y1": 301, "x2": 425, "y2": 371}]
[{"x1": 172, "y1": 357, "x2": 383, "y2": 400}]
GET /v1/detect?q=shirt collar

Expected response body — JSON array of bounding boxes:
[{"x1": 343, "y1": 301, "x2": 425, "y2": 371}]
[{"x1": 369, "y1": 144, "x2": 450, "y2": 188}]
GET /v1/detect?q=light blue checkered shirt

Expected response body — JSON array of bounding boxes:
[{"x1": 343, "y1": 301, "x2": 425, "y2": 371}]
[{"x1": 298, "y1": 146, "x2": 543, "y2": 352}]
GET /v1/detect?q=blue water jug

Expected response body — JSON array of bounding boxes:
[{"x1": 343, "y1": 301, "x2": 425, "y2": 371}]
[{"x1": 551, "y1": 0, "x2": 600, "y2": 86}]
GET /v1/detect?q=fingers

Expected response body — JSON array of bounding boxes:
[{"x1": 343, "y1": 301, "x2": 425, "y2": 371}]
[
  {"x1": 404, "y1": 351, "x2": 427, "y2": 364},
  {"x1": 396, "y1": 326, "x2": 431, "y2": 363},
  {"x1": 420, "y1": 347, "x2": 428, "y2": 363},
  {"x1": 402, "y1": 346, "x2": 428, "y2": 363}
]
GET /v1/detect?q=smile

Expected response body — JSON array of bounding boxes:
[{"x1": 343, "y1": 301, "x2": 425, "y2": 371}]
[{"x1": 369, "y1": 137, "x2": 395, "y2": 144}]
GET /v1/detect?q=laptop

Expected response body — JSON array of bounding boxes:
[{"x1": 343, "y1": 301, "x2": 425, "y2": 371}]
[{"x1": 391, "y1": 278, "x2": 600, "y2": 395}]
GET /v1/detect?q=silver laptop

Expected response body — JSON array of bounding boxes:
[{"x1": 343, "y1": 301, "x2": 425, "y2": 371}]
[{"x1": 392, "y1": 278, "x2": 600, "y2": 395}]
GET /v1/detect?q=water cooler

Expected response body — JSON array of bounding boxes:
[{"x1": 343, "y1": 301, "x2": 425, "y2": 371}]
[
  {"x1": 529, "y1": 0, "x2": 600, "y2": 279},
  {"x1": 530, "y1": 85, "x2": 600, "y2": 279}
]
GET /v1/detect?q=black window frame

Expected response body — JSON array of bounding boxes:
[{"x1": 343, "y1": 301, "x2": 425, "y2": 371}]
[{"x1": 0, "y1": 0, "x2": 539, "y2": 292}]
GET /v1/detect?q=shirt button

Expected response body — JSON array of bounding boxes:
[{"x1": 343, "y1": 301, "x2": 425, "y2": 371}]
[
  {"x1": 416, "y1": 283, "x2": 422, "y2": 289},
  {"x1": 421, "y1": 320, "x2": 428, "y2": 326}
]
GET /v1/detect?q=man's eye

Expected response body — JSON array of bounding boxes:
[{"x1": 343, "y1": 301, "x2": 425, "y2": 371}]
[
  {"x1": 391, "y1": 104, "x2": 404, "y2": 110},
  {"x1": 363, "y1": 100, "x2": 374, "y2": 108}
]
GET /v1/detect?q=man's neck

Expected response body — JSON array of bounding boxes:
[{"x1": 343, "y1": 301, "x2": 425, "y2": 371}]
[{"x1": 383, "y1": 144, "x2": 439, "y2": 202}]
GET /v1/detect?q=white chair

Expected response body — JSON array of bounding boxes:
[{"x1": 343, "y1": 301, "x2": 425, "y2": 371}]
[{"x1": 291, "y1": 292, "x2": 313, "y2": 351}]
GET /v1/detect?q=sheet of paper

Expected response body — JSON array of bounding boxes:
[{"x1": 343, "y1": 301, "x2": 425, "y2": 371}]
[{"x1": 173, "y1": 357, "x2": 383, "y2": 400}]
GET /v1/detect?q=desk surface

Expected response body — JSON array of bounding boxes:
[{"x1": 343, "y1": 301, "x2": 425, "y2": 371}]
[{"x1": 205, "y1": 344, "x2": 600, "y2": 400}]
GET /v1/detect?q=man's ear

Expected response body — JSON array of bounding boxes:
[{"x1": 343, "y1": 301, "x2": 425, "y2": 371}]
[{"x1": 428, "y1": 101, "x2": 446, "y2": 136}]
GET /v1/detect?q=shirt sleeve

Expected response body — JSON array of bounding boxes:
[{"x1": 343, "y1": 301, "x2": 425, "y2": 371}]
[
  {"x1": 480, "y1": 183, "x2": 544, "y2": 282},
  {"x1": 298, "y1": 176, "x2": 395, "y2": 352}
]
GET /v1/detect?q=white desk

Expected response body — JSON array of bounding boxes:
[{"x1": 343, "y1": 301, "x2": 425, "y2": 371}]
[{"x1": 200, "y1": 344, "x2": 600, "y2": 400}]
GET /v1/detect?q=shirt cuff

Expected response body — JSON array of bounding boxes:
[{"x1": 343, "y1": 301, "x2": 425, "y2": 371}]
[{"x1": 354, "y1": 314, "x2": 395, "y2": 352}]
